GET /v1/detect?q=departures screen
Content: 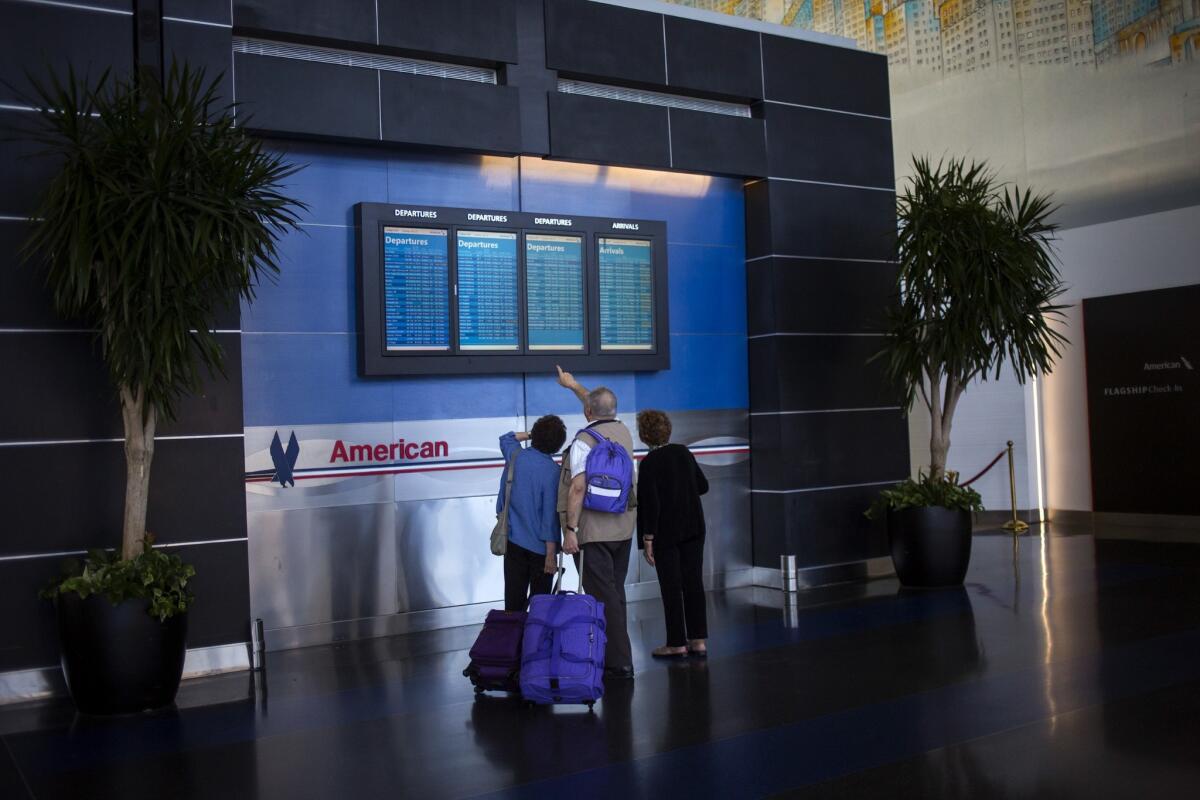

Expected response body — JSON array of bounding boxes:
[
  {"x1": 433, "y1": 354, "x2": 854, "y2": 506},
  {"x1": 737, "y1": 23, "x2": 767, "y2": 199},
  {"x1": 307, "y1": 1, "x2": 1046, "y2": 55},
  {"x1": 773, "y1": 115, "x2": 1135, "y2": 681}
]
[
  {"x1": 525, "y1": 234, "x2": 585, "y2": 351},
  {"x1": 597, "y1": 237, "x2": 654, "y2": 351},
  {"x1": 382, "y1": 226, "x2": 450, "y2": 351},
  {"x1": 358, "y1": 204, "x2": 667, "y2": 375},
  {"x1": 456, "y1": 230, "x2": 519, "y2": 351}
]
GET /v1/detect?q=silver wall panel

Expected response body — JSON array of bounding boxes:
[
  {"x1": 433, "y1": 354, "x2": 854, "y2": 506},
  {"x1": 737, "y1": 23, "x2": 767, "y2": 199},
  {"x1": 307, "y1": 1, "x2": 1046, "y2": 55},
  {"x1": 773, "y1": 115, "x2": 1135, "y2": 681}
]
[
  {"x1": 246, "y1": 408, "x2": 752, "y2": 651},
  {"x1": 249, "y1": 503, "x2": 399, "y2": 630}
]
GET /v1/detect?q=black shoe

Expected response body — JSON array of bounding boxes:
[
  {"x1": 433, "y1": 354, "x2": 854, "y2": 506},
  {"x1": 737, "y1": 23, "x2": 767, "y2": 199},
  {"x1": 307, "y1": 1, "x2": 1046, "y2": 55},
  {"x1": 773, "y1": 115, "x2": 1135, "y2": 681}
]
[{"x1": 604, "y1": 666, "x2": 634, "y2": 680}]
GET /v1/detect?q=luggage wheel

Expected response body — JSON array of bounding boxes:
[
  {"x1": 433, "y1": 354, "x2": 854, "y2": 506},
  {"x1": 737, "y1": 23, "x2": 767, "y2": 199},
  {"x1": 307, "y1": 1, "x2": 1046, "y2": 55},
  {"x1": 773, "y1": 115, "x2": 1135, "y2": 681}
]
[{"x1": 473, "y1": 685, "x2": 484, "y2": 695}]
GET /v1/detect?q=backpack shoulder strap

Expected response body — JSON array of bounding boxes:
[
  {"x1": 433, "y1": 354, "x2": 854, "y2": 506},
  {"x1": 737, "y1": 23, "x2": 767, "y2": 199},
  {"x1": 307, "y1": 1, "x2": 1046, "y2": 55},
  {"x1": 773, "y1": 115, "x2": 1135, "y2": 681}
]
[{"x1": 578, "y1": 427, "x2": 607, "y2": 445}]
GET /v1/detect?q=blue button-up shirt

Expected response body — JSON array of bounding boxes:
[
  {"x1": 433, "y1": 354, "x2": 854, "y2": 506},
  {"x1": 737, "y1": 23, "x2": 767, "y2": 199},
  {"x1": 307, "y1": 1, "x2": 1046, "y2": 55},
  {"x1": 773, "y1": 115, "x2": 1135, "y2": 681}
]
[{"x1": 497, "y1": 432, "x2": 562, "y2": 556}]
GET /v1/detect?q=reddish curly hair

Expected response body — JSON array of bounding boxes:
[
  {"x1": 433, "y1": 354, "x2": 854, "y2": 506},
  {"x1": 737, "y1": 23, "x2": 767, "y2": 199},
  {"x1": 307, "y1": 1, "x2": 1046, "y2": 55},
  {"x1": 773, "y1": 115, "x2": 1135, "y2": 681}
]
[{"x1": 637, "y1": 409, "x2": 672, "y2": 448}]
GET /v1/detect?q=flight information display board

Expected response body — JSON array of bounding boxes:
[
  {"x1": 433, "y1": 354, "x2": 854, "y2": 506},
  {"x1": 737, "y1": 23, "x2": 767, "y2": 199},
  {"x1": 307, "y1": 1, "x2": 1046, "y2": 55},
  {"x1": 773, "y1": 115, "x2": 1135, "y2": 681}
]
[
  {"x1": 598, "y1": 238, "x2": 654, "y2": 351},
  {"x1": 456, "y1": 230, "x2": 519, "y2": 351},
  {"x1": 356, "y1": 204, "x2": 668, "y2": 376},
  {"x1": 382, "y1": 226, "x2": 450, "y2": 351},
  {"x1": 526, "y1": 234, "x2": 585, "y2": 351}
]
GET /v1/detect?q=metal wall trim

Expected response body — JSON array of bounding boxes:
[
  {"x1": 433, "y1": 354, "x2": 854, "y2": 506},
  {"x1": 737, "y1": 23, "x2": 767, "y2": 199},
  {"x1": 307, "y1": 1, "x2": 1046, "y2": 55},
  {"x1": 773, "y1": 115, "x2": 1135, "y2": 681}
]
[{"x1": 0, "y1": 642, "x2": 250, "y2": 706}]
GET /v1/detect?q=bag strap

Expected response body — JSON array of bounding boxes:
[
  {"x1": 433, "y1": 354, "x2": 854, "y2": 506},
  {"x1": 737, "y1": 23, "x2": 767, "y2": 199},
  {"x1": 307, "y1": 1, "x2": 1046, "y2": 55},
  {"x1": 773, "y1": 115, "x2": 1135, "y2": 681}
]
[{"x1": 499, "y1": 450, "x2": 518, "y2": 518}]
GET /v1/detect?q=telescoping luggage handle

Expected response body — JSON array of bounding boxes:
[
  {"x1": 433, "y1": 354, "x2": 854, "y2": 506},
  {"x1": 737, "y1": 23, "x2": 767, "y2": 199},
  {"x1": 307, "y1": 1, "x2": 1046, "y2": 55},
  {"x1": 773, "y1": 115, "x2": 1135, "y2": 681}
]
[{"x1": 551, "y1": 549, "x2": 584, "y2": 595}]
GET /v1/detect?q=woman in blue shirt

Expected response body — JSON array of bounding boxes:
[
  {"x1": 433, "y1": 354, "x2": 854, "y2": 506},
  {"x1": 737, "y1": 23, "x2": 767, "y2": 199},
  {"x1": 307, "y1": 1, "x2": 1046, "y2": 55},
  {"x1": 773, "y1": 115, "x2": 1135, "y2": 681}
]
[{"x1": 498, "y1": 415, "x2": 567, "y2": 611}]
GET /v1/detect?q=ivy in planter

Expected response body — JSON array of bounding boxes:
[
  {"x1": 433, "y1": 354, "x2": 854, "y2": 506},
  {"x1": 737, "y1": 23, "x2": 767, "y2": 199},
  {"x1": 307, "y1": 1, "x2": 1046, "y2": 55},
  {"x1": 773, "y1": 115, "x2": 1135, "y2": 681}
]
[
  {"x1": 866, "y1": 471, "x2": 985, "y2": 520},
  {"x1": 42, "y1": 536, "x2": 195, "y2": 622}
]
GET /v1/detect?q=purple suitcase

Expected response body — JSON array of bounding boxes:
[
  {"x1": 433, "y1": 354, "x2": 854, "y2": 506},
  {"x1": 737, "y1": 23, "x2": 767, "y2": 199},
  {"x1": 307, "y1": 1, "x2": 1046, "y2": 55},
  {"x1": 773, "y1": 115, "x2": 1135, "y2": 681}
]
[
  {"x1": 463, "y1": 609, "x2": 527, "y2": 694},
  {"x1": 520, "y1": 554, "x2": 606, "y2": 708}
]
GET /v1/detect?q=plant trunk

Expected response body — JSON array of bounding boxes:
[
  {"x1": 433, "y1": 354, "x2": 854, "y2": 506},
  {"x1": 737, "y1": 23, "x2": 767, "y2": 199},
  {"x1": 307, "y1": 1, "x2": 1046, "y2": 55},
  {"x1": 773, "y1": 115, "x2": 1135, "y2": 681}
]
[
  {"x1": 929, "y1": 376, "x2": 966, "y2": 482},
  {"x1": 930, "y1": 426, "x2": 949, "y2": 480},
  {"x1": 120, "y1": 386, "x2": 156, "y2": 560}
]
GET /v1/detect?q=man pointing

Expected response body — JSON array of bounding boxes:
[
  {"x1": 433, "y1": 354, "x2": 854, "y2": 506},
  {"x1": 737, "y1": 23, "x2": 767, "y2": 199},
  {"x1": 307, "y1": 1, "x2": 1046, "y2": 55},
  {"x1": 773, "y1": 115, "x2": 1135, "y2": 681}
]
[{"x1": 556, "y1": 365, "x2": 637, "y2": 680}]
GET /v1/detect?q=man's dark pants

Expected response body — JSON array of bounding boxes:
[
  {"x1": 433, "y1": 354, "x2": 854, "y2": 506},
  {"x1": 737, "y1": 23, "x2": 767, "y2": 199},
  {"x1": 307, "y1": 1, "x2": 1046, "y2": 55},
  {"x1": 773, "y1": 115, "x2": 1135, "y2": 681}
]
[
  {"x1": 503, "y1": 544, "x2": 552, "y2": 612},
  {"x1": 574, "y1": 539, "x2": 633, "y2": 670}
]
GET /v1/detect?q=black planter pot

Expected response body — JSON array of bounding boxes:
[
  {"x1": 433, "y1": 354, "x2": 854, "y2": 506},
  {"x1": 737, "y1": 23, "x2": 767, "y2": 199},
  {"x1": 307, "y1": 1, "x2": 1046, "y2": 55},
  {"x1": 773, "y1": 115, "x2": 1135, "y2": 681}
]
[
  {"x1": 887, "y1": 506, "x2": 973, "y2": 588},
  {"x1": 56, "y1": 593, "x2": 187, "y2": 715}
]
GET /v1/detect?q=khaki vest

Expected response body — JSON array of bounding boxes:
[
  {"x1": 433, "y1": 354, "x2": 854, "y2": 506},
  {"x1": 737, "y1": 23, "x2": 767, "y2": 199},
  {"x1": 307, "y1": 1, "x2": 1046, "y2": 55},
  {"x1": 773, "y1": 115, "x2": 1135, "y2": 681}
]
[{"x1": 557, "y1": 419, "x2": 637, "y2": 545}]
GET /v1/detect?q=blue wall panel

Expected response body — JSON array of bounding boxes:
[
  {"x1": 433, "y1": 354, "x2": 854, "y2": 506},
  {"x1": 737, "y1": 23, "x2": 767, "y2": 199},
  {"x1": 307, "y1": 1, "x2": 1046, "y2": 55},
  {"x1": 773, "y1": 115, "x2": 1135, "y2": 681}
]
[
  {"x1": 242, "y1": 225, "x2": 355, "y2": 334},
  {"x1": 635, "y1": 334, "x2": 748, "y2": 411},
  {"x1": 243, "y1": 144, "x2": 746, "y2": 430},
  {"x1": 667, "y1": 243, "x2": 746, "y2": 335}
]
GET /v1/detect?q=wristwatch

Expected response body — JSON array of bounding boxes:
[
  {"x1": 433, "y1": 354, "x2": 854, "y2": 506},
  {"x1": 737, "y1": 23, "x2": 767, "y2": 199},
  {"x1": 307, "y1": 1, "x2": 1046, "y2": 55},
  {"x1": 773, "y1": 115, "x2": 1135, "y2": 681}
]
[{"x1": 566, "y1": 524, "x2": 579, "y2": 533}]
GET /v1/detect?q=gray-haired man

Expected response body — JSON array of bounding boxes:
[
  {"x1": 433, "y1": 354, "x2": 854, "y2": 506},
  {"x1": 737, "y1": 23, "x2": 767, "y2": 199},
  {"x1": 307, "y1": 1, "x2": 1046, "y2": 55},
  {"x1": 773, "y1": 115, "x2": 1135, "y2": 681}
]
[{"x1": 555, "y1": 366, "x2": 636, "y2": 680}]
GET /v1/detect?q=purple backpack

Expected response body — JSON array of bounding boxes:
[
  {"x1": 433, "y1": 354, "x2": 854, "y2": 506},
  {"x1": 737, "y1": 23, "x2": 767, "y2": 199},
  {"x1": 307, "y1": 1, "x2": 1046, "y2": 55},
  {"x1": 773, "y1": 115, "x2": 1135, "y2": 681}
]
[
  {"x1": 520, "y1": 555, "x2": 606, "y2": 708},
  {"x1": 579, "y1": 427, "x2": 633, "y2": 514},
  {"x1": 463, "y1": 609, "x2": 527, "y2": 694}
]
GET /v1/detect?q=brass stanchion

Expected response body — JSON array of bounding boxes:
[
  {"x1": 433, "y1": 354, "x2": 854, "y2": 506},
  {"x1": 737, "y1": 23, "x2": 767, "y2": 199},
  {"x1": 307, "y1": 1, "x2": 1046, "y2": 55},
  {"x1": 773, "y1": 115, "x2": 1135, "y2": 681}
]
[{"x1": 1000, "y1": 440, "x2": 1029, "y2": 534}]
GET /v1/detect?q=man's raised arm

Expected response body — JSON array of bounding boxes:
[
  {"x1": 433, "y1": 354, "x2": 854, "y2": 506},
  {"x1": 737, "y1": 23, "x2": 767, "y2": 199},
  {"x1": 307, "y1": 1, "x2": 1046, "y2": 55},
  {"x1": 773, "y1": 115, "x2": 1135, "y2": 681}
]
[{"x1": 556, "y1": 365, "x2": 589, "y2": 411}]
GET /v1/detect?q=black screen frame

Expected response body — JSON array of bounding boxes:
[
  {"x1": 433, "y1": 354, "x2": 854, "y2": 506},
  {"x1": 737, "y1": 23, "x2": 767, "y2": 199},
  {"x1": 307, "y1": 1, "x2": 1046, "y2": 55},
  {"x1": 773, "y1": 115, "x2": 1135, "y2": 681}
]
[{"x1": 356, "y1": 202, "x2": 669, "y2": 376}]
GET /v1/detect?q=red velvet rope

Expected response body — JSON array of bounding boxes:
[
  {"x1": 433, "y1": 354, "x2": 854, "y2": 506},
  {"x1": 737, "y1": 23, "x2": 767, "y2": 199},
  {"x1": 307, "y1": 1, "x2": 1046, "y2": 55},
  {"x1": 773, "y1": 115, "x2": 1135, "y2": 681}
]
[{"x1": 961, "y1": 450, "x2": 1007, "y2": 487}]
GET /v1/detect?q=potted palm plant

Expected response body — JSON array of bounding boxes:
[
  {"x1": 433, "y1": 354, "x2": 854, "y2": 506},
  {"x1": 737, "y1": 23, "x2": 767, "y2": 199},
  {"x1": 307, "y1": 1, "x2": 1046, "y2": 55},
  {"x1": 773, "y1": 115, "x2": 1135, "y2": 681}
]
[
  {"x1": 26, "y1": 65, "x2": 304, "y2": 713},
  {"x1": 869, "y1": 157, "x2": 1067, "y2": 587}
]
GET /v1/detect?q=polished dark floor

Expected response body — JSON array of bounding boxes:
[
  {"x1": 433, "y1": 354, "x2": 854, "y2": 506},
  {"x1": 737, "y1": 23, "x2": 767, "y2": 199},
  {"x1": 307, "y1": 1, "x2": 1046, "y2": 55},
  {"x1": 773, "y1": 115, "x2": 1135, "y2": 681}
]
[{"x1": 3, "y1": 527, "x2": 1200, "y2": 799}]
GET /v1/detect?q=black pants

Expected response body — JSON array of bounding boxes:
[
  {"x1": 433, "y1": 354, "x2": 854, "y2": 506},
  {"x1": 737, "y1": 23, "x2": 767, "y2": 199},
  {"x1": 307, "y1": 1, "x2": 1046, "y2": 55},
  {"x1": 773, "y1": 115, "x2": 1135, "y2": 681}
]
[
  {"x1": 655, "y1": 537, "x2": 707, "y2": 647},
  {"x1": 503, "y1": 544, "x2": 552, "y2": 612},
  {"x1": 574, "y1": 539, "x2": 633, "y2": 670}
]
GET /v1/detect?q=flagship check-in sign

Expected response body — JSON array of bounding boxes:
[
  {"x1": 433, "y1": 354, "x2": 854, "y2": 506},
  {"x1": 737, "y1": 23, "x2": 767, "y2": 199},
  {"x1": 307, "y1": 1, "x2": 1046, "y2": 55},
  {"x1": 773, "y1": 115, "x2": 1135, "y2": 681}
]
[
  {"x1": 355, "y1": 204, "x2": 669, "y2": 376},
  {"x1": 1083, "y1": 284, "x2": 1199, "y2": 515}
]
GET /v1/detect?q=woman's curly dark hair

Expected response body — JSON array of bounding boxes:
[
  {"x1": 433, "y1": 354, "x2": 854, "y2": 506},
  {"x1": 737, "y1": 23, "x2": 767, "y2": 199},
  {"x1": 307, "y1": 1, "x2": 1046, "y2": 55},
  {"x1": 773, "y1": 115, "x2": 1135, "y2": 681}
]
[
  {"x1": 637, "y1": 409, "x2": 672, "y2": 448},
  {"x1": 530, "y1": 414, "x2": 567, "y2": 455}
]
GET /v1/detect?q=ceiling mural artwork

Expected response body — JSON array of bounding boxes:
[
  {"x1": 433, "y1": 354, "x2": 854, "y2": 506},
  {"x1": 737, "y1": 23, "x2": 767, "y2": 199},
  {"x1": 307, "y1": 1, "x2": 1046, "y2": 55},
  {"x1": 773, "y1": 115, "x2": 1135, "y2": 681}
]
[{"x1": 670, "y1": 0, "x2": 1200, "y2": 227}]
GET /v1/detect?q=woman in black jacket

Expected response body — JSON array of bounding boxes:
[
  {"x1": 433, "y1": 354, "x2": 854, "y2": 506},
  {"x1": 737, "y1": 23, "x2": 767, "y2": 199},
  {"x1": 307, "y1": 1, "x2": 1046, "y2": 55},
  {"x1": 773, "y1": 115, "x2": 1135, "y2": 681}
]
[{"x1": 636, "y1": 409, "x2": 709, "y2": 658}]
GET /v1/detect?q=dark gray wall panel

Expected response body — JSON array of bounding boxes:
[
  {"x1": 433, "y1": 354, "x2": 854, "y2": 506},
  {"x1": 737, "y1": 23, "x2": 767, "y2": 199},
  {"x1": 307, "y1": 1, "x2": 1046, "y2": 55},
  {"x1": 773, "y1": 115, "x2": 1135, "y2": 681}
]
[
  {"x1": 757, "y1": 180, "x2": 895, "y2": 261},
  {"x1": 0, "y1": 1, "x2": 134, "y2": 105},
  {"x1": 178, "y1": 541, "x2": 251, "y2": 648},
  {"x1": 378, "y1": 0, "x2": 518, "y2": 64},
  {"x1": 164, "y1": 19, "x2": 234, "y2": 104},
  {"x1": 669, "y1": 108, "x2": 766, "y2": 178},
  {"x1": 0, "y1": 436, "x2": 248, "y2": 555},
  {"x1": 545, "y1": 0, "x2": 665, "y2": 86},
  {"x1": 0, "y1": 218, "x2": 238, "y2": 331},
  {"x1": 761, "y1": 34, "x2": 890, "y2": 118},
  {"x1": 752, "y1": 485, "x2": 888, "y2": 568},
  {"x1": 165, "y1": 0, "x2": 231, "y2": 24},
  {"x1": 0, "y1": 333, "x2": 243, "y2": 441},
  {"x1": 747, "y1": 337, "x2": 781, "y2": 414},
  {"x1": 0, "y1": 541, "x2": 249, "y2": 671},
  {"x1": 548, "y1": 92, "x2": 670, "y2": 170},
  {"x1": 235, "y1": 54, "x2": 380, "y2": 140},
  {"x1": 765, "y1": 103, "x2": 894, "y2": 188},
  {"x1": 749, "y1": 410, "x2": 910, "y2": 491},
  {"x1": 0, "y1": 219, "x2": 66, "y2": 329},
  {"x1": 234, "y1": 0, "x2": 375, "y2": 45},
  {"x1": 748, "y1": 335, "x2": 899, "y2": 413},
  {"x1": 380, "y1": 72, "x2": 521, "y2": 153},
  {"x1": 665, "y1": 16, "x2": 761, "y2": 100},
  {"x1": 0, "y1": 556, "x2": 61, "y2": 671},
  {"x1": 0, "y1": 110, "x2": 62, "y2": 217},
  {"x1": 743, "y1": 179, "x2": 773, "y2": 259},
  {"x1": 747, "y1": 258, "x2": 896, "y2": 336}
]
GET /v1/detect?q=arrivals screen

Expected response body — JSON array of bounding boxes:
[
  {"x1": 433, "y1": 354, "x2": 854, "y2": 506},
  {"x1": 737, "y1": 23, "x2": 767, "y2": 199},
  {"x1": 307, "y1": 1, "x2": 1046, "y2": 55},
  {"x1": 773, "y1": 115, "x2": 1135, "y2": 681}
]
[
  {"x1": 357, "y1": 204, "x2": 668, "y2": 376},
  {"x1": 526, "y1": 234, "x2": 584, "y2": 351},
  {"x1": 382, "y1": 226, "x2": 450, "y2": 351},
  {"x1": 456, "y1": 230, "x2": 519, "y2": 351},
  {"x1": 598, "y1": 238, "x2": 654, "y2": 351}
]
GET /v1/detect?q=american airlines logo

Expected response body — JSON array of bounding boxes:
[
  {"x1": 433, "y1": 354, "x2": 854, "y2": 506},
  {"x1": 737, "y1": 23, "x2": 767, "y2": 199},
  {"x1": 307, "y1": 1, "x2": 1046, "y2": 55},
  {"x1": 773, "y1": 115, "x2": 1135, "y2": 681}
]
[
  {"x1": 1143, "y1": 356, "x2": 1194, "y2": 371},
  {"x1": 467, "y1": 213, "x2": 508, "y2": 222},
  {"x1": 534, "y1": 217, "x2": 573, "y2": 226},
  {"x1": 394, "y1": 209, "x2": 437, "y2": 218},
  {"x1": 612, "y1": 222, "x2": 640, "y2": 230}
]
